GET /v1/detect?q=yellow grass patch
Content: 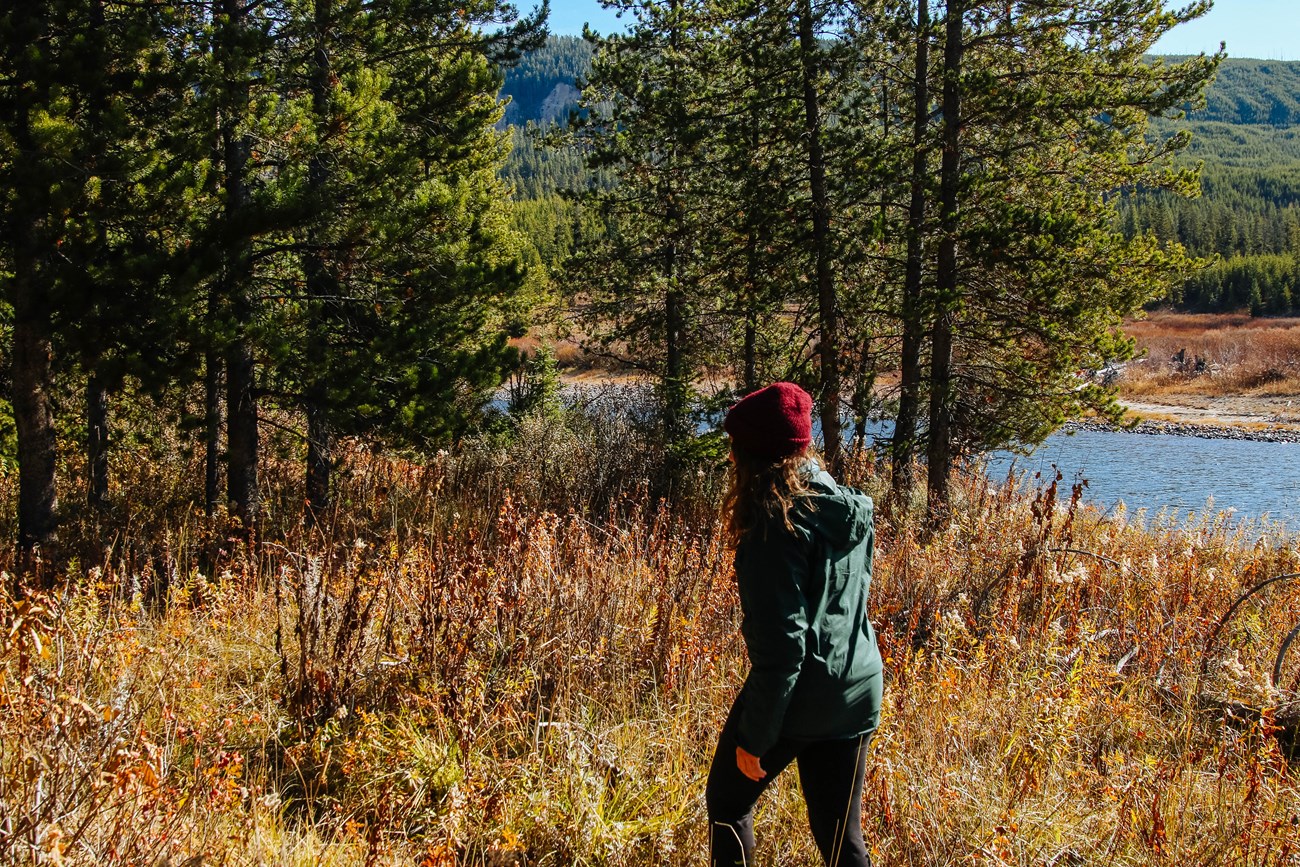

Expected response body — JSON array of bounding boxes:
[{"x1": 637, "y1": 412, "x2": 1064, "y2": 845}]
[{"x1": 3, "y1": 449, "x2": 1300, "y2": 864}]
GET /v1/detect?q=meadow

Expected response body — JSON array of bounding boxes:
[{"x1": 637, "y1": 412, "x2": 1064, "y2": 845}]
[
  {"x1": 2, "y1": 395, "x2": 1300, "y2": 865},
  {"x1": 1122, "y1": 312, "x2": 1300, "y2": 403}
]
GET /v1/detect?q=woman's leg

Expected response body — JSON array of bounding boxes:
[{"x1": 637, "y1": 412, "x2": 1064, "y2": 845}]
[
  {"x1": 796, "y1": 732, "x2": 872, "y2": 867},
  {"x1": 705, "y1": 697, "x2": 798, "y2": 866}
]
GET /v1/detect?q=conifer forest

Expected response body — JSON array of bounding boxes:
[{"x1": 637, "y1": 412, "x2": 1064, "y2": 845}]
[{"x1": 3, "y1": 2, "x2": 1300, "y2": 865}]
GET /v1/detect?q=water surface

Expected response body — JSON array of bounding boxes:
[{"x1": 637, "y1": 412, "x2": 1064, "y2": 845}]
[{"x1": 985, "y1": 428, "x2": 1300, "y2": 530}]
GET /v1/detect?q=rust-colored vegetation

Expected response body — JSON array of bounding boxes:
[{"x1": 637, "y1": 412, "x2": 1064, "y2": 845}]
[
  {"x1": 2, "y1": 414, "x2": 1300, "y2": 864},
  {"x1": 1123, "y1": 312, "x2": 1300, "y2": 398}
]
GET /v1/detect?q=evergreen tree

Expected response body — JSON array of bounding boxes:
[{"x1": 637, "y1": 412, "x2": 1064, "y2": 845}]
[
  {"x1": 914, "y1": 0, "x2": 1217, "y2": 518},
  {"x1": 696, "y1": 0, "x2": 819, "y2": 396},
  {"x1": 266, "y1": 0, "x2": 546, "y2": 515},
  {"x1": 0, "y1": 4, "x2": 62, "y2": 553},
  {"x1": 203, "y1": 0, "x2": 271, "y2": 526},
  {"x1": 0, "y1": 1, "x2": 203, "y2": 552},
  {"x1": 887, "y1": 0, "x2": 937, "y2": 505},
  {"x1": 577, "y1": 0, "x2": 727, "y2": 456}
]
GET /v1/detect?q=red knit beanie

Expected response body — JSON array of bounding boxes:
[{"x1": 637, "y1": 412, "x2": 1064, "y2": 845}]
[{"x1": 723, "y1": 382, "x2": 814, "y2": 459}]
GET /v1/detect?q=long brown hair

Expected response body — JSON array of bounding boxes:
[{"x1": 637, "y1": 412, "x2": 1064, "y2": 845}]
[{"x1": 721, "y1": 445, "x2": 816, "y2": 546}]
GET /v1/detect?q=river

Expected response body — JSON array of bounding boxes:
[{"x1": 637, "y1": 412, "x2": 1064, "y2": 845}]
[
  {"x1": 985, "y1": 427, "x2": 1300, "y2": 531},
  {"x1": 525, "y1": 384, "x2": 1300, "y2": 531}
]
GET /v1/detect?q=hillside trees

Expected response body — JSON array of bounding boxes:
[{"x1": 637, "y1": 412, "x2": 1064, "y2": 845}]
[
  {"x1": 499, "y1": 33, "x2": 592, "y2": 127},
  {"x1": 1120, "y1": 148, "x2": 1300, "y2": 314}
]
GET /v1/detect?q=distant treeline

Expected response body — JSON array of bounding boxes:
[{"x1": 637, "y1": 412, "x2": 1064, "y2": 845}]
[
  {"x1": 500, "y1": 36, "x2": 597, "y2": 200},
  {"x1": 1118, "y1": 117, "x2": 1300, "y2": 313}
]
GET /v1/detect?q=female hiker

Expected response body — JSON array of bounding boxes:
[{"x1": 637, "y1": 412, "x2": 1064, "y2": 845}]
[{"x1": 708, "y1": 381, "x2": 882, "y2": 866}]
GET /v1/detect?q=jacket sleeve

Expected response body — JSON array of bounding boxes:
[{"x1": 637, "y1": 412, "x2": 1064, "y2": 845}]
[{"x1": 735, "y1": 524, "x2": 811, "y2": 757}]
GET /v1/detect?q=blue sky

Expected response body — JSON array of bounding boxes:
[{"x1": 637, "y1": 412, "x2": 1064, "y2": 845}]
[
  {"x1": 545, "y1": 0, "x2": 622, "y2": 37},
  {"x1": 544, "y1": 0, "x2": 1299, "y2": 60}
]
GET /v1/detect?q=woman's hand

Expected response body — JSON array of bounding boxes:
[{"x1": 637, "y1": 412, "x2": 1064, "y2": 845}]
[{"x1": 736, "y1": 746, "x2": 765, "y2": 782}]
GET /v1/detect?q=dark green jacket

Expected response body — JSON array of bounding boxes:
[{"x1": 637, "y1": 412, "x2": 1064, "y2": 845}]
[{"x1": 733, "y1": 467, "x2": 882, "y2": 757}]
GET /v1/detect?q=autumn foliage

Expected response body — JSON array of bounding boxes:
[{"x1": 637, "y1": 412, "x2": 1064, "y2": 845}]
[{"x1": 2, "y1": 433, "x2": 1299, "y2": 864}]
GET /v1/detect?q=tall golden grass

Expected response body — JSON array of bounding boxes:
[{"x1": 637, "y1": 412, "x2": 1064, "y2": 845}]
[
  {"x1": 2, "y1": 422, "x2": 1299, "y2": 865},
  {"x1": 1123, "y1": 312, "x2": 1300, "y2": 396}
]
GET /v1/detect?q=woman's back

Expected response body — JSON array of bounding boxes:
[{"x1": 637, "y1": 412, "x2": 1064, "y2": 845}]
[{"x1": 733, "y1": 467, "x2": 881, "y2": 749}]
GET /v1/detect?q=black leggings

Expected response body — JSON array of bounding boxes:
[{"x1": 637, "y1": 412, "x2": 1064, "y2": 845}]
[{"x1": 706, "y1": 698, "x2": 872, "y2": 866}]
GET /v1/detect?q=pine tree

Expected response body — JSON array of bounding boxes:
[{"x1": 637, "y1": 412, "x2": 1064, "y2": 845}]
[
  {"x1": 914, "y1": 0, "x2": 1218, "y2": 518},
  {"x1": 0, "y1": 1, "x2": 204, "y2": 553},
  {"x1": 698, "y1": 0, "x2": 819, "y2": 395},
  {"x1": 577, "y1": 0, "x2": 726, "y2": 457},
  {"x1": 267, "y1": 0, "x2": 544, "y2": 515},
  {"x1": 0, "y1": 4, "x2": 61, "y2": 553},
  {"x1": 55, "y1": 2, "x2": 206, "y2": 511},
  {"x1": 208, "y1": 0, "x2": 268, "y2": 526},
  {"x1": 888, "y1": 0, "x2": 936, "y2": 506}
]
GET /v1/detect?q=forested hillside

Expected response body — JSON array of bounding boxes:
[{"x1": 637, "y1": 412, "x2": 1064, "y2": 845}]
[
  {"x1": 1190, "y1": 58, "x2": 1300, "y2": 126},
  {"x1": 502, "y1": 46, "x2": 1300, "y2": 314},
  {"x1": 500, "y1": 35, "x2": 592, "y2": 127},
  {"x1": 499, "y1": 36, "x2": 593, "y2": 198},
  {"x1": 1121, "y1": 59, "x2": 1300, "y2": 313}
]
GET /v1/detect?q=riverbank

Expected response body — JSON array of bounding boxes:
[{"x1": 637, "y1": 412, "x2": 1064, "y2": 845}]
[
  {"x1": 1117, "y1": 312, "x2": 1300, "y2": 432},
  {"x1": 1075, "y1": 405, "x2": 1300, "y2": 443}
]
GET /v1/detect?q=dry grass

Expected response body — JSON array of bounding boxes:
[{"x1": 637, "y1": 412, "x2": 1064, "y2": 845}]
[
  {"x1": 3, "y1": 422, "x2": 1300, "y2": 865},
  {"x1": 1122, "y1": 312, "x2": 1300, "y2": 397}
]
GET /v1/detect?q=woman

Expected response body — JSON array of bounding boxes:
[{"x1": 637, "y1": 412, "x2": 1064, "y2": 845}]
[{"x1": 708, "y1": 382, "x2": 882, "y2": 867}]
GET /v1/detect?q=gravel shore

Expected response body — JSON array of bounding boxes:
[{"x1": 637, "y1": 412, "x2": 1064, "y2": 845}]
[{"x1": 1064, "y1": 418, "x2": 1300, "y2": 444}]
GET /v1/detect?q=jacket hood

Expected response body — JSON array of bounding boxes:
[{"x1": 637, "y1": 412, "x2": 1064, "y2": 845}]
[{"x1": 802, "y1": 467, "x2": 873, "y2": 550}]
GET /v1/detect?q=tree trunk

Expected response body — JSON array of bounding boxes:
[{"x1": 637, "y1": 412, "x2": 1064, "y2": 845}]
[
  {"x1": 851, "y1": 336, "x2": 875, "y2": 448},
  {"x1": 743, "y1": 308, "x2": 758, "y2": 394},
  {"x1": 86, "y1": 371, "x2": 109, "y2": 510},
  {"x1": 84, "y1": 0, "x2": 110, "y2": 514},
  {"x1": 742, "y1": 62, "x2": 761, "y2": 396},
  {"x1": 12, "y1": 232, "x2": 58, "y2": 554},
  {"x1": 662, "y1": 0, "x2": 689, "y2": 455},
  {"x1": 226, "y1": 335, "x2": 258, "y2": 526},
  {"x1": 892, "y1": 0, "x2": 931, "y2": 506},
  {"x1": 305, "y1": 403, "x2": 332, "y2": 522},
  {"x1": 219, "y1": 0, "x2": 258, "y2": 528},
  {"x1": 926, "y1": 0, "x2": 963, "y2": 525},
  {"x1": 797, "y1": 0, "x2": 842, "y2": 474},
  {"x1": 664, "y1": 250, "x2": 687, "y2": 447},
  {"x1": 9, "y1": 17, "x2": 59, "y2": 555},
  {"x1": 303, "y1": 0, "x2": 334, "y2": 522},
  {"x1": 204, "y1": 347, "x2": 222, "y2": 514}
]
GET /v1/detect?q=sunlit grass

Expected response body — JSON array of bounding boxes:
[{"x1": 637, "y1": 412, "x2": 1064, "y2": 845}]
[
  {"x1": 1123, "y1": 312, "x2": 1300, "y2": 400},
  {"x1": 3, "y1": 432, "x2": 1300, "y2": 865}
]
